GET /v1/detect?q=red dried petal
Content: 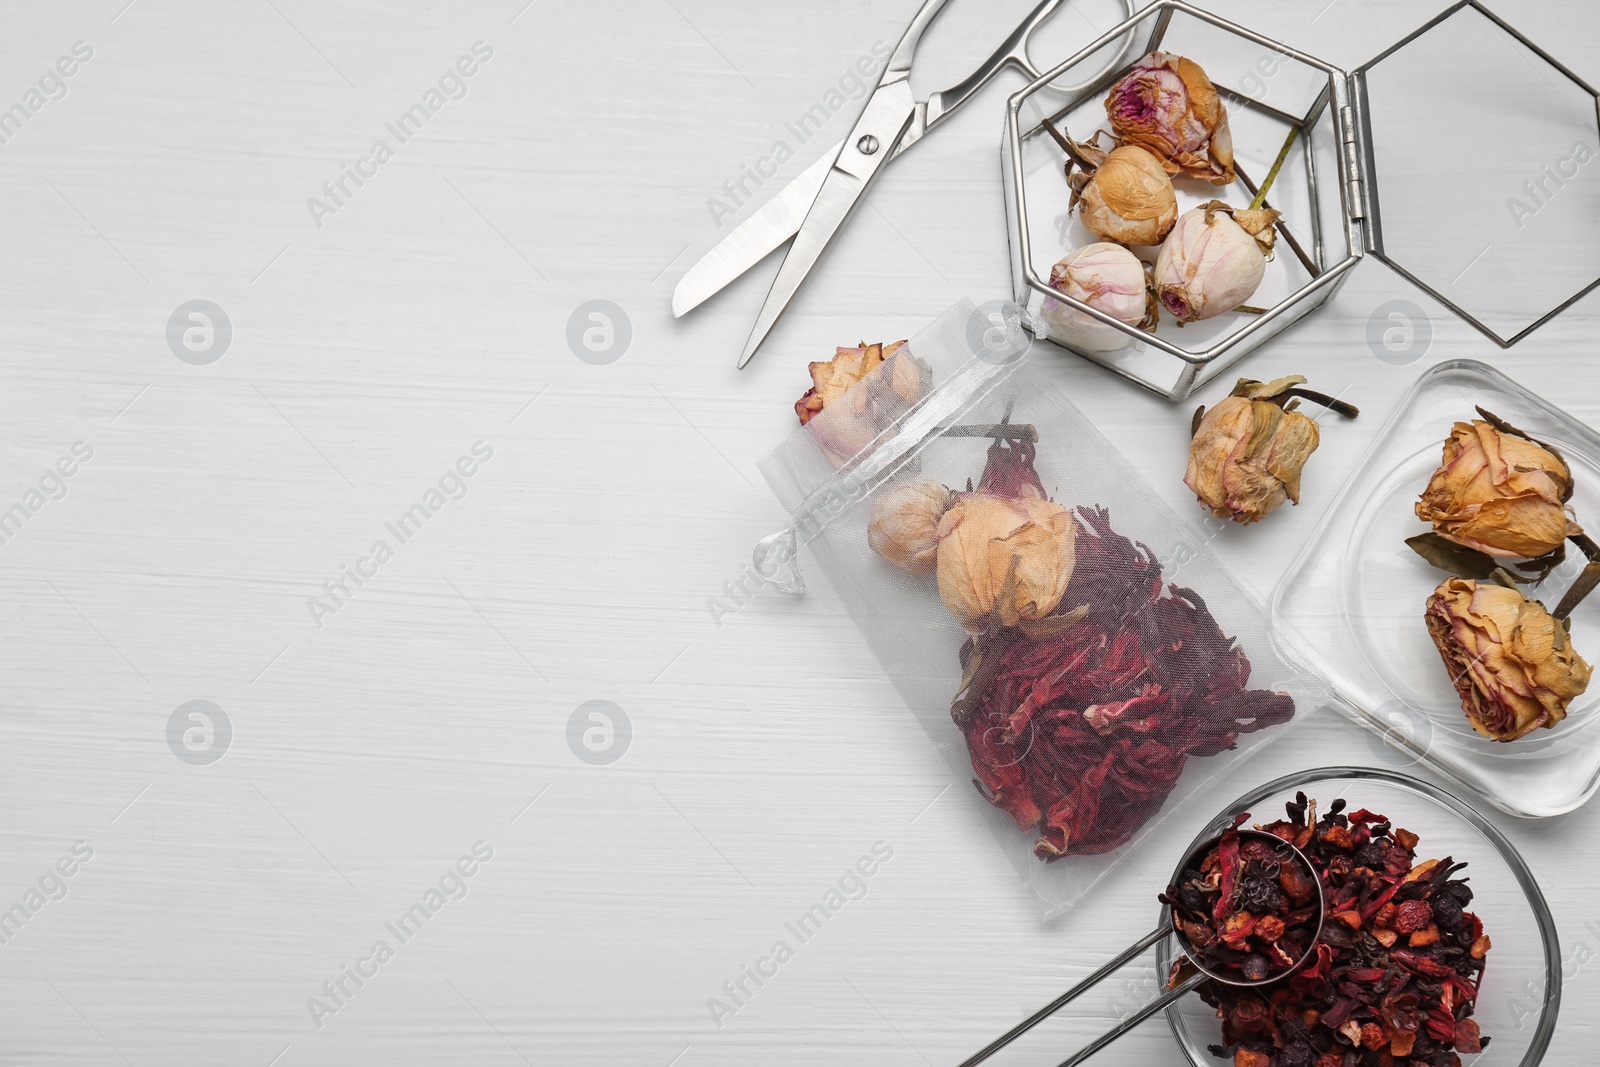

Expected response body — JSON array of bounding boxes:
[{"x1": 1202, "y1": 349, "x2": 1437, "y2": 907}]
[{"x1": 955, "y1": 507, "x2": 1295, "y2": 860}]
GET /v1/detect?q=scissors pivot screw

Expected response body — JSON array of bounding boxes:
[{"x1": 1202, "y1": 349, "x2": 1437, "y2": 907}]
[{"x1": 856, "y1": 134, "x2": 880, "y2": 155}]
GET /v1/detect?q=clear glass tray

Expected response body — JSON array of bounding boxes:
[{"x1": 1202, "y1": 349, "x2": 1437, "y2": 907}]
[{"x1": 1271, "y1": 360, "x2": 1600, "y2": 817}]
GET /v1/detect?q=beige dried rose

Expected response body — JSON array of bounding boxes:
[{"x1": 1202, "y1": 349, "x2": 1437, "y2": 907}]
[
  {"x1": 1425, "y1": 576, "x2": 1591, "y2": 741},
  {"x1": 1154, "y1": 201, "x2": 1279, "y2": 323},
  {"x1": 935, "y1": 490, "x2": 1076, "y2": 635},
  {"x1": 1185, "y1": 376, "x2": 1321, "y2": 524},
  {"x1": 1104, "y1": 52, "x2": 1235, "y2": 184},
  {"x1": 1416, "y1": 417, "x2": 1581, "y2": 560},
  {"x1": 868, "y1": 479, "x2": 954, "y2": 574},
  {"x1": 795, "y1": 340, "x2": 911, "y2": 424},
  {"x1": 794, "y1": 340, "x2": 925, "y2": 465},
  {"x1": 1069, "y1": 144, "x2": 1178, "y2": 246}
]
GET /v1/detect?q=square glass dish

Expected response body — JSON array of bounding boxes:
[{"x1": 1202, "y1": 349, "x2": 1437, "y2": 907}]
[{"x1": 1271, "y1": 360, "x2": 1600, "y2": 817}]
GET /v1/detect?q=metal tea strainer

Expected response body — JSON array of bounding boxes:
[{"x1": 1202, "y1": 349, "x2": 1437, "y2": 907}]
[{"x1": 959, "y1": 829, "x2": 1327, "y2": 1067}]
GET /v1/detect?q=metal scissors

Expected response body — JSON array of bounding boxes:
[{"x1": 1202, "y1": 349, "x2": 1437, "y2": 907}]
[{"x1": 671, "y1": 0, "x2": 1136, "y2": 368}]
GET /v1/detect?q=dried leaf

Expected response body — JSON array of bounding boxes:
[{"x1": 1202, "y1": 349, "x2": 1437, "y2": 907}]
[{"x1": 1406, "y1": 532, "x2": 1508, "y2": 580}]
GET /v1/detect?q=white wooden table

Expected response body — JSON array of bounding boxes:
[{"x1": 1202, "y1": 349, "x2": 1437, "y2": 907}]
[{"x1": 2, "y1": 1, "x2": 1597, "y2": 1064}]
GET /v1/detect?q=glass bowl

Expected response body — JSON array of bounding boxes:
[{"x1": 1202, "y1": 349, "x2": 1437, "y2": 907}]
[{"x1": 1158, "y1": 767, "x2": 1560, "y2": 1067}]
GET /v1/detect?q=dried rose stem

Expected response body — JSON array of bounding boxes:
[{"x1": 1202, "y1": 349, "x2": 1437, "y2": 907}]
[
  {"x1": 1553, "y1": 532, "x2": 1600, "y2": 620},
  {"x1": 1234, "y1": 304, "x2": 1269, "y2": 315},
  {"x1": 1248, "y1": 126, "x2": 1300, "y2": 211},
  {"x1": 943, "y1": 423, "x2": 1039, "y2": 442},
  {"x1": 1040, "y1": 118, "x2": 1098, "y2": 173},
  {"x1": 1282, "y1": 387, "x2": 1359, "y2": 420},
  {"x1": 1234, "y1": 161, "x2": 1319, "y2": 278}
]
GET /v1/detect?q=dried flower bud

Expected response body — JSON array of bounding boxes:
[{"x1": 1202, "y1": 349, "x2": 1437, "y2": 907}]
[
  {"x1": 1154, "y1": 202, "x2": 1279, "y2": 323},
  {"x1": 936, "y1": 491, "x2": 1076, "y2": 635},
  {"x1": 868, "y1": 479, "x2": 954, "y2": 574},
  {"x1": 1068, "y1": 144, "x2": 1178, "y2": 245},
  {"x1": 1186, "y1": 376, "x2": 1320, "y2": 524},
  {"x1": 1416, "y1": 417, "x2": 1581, "y2": 559},
  {"x1": 1041, "y1": 243, "x2": 1151, "y2": 353},
  {"x1": 931, "y1": 438, "x2": 1076, "y2": 635},
  {"x1": 795, "y1": 340, "x2": 910, "y2": 424},
  {"x1": 794, "y1": 340, "x2": 925, "y2": 465},
  {"x1": 1105, "y1": 52, "x2": 1235, "y2": 184},
  {"x1": 1425, "y1": 577, "x2": 1591, "y2": 741}
]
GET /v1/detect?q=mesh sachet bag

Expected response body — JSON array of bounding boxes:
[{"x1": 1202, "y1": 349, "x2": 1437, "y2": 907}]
[{"x1": 757, "y1": 300, "x2": 1327, "y2": 917}]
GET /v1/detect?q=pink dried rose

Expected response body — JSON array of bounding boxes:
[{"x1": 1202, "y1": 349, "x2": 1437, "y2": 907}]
[
  {"x1": 1154, "y1": 201, "x2": 1280, "y2": 323},
  {"x1": 1105, "y1": 52, "x2": 1235, "y2": 184},
  {"x1": 794, "y1": 340, "x2": 912, "y2": 425},
  {"x1": 868, "y1": 479, "x2": 954, "y2": 574},
  {"x1": 1041, "y1": 243, "x2": 1152, "y2": 353}
]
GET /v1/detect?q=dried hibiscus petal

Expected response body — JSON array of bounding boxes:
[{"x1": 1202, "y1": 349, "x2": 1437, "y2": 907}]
[{"x1": 952, "y1": 502, "x2": 1294, "y2": 860}]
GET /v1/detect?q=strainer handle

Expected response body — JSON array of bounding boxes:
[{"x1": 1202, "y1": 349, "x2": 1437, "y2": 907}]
[
  {"x1": 957, "y1": 921, "x2": 1172, "y2": 1067},
  {"x1": 1053, "y1": 970, "x2": 1206, "y2": 1067}
]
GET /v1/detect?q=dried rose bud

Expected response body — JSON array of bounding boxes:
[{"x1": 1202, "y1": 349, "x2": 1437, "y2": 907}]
[
  {"x1": 934, "y1": 439, "x2": 1076, "y2": 635},
  {"x1": 1041, "y1": 243, "x2": 1151, "y2": 353},
  {"x1": 1185, "y1": 376, "x2": 1321, "y2": 524},
  {"x1": 936, "y1": 492, "x2": 1076, "y2": 635},
  {"x1": 1154, "y1": 202, "x2": 1279, "y2": 323},
  {"x1": 868, "y1": 479, "x2": 954, "y2": 574},
  {"x1": 1417, "y1": 417, "x2": 1581, "y2": 559},
  {"x1": 1068, "y1": 144, "x2": 1178, "y2": 245},
  {"x1": 795, "y1": 340, "x2": 911, "y2": 425},
  {"x1": 1105, "y1": 52, "x2": 1235, "y2": 184},
  {"x1": 1425, "y1": 576, "x2": 1592, "y2": 741},
  {"x1": 794, "y1": 340, "x2": 924, "y2": 466}
]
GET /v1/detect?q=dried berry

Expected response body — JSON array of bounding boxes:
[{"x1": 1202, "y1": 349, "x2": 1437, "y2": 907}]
[{"x1": 1392, "y1": 900, "x2": 1432, "y2": 934}]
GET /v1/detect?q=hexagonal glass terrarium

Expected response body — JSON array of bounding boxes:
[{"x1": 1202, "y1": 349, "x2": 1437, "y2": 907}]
[{"x1": 1002, "y1": 0, "x2": 1600, "y2": 400}]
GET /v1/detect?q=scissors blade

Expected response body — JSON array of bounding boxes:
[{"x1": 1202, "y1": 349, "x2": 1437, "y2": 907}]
[
  {"x1": 737, "y1": 81, "x2": 916, "y2": 368},
  {"x1": 672, "y1": 149, "x2": 837, "y2": 318}
]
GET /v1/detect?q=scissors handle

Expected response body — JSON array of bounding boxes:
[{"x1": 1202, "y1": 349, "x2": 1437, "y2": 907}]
[
  {"x1": 925, "y1": 0, "x2": 1137, "y2": 134},
  {"x1": 926, "y1": 0, "x2": 1065, "y2": 129},
  {"x1": 885, "y1": 0, "x2": 955, "y2": 75}
]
